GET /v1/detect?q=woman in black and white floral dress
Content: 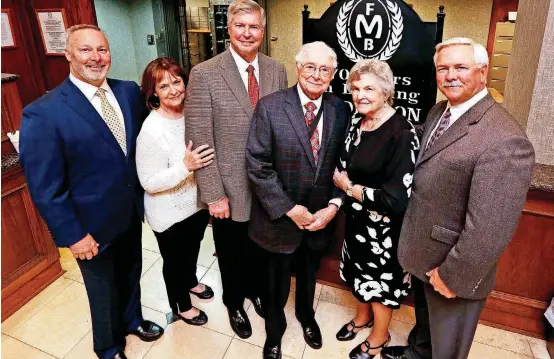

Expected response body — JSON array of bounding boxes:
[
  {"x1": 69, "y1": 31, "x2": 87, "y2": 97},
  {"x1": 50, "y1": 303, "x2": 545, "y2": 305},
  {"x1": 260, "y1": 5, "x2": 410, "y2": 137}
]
[{"x1": 333, "y1": 59, "x2": 419, "y2": 359}]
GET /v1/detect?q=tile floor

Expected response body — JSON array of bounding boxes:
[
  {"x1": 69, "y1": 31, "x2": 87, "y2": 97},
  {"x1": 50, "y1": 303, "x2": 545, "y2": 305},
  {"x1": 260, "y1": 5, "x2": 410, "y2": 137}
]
[{"x1": 1, "y1": 223, "x2": 551, "y2": 359}]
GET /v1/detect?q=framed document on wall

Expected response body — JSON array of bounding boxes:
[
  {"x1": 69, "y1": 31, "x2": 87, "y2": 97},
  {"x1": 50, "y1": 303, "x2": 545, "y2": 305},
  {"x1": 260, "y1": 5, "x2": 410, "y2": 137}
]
[
  {"x1": 1, "y1": 9, "x2": 16, "y2": 48},
  {"x1": 35, "y1": 9, "x2": 68, "y2": 56}
]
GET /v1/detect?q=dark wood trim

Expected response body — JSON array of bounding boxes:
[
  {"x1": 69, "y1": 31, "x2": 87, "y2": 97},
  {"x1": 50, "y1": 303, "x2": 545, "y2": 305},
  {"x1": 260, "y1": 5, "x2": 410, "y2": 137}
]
[{"x1": 1, "y1": 261, "x2": 64, "y2": 321}]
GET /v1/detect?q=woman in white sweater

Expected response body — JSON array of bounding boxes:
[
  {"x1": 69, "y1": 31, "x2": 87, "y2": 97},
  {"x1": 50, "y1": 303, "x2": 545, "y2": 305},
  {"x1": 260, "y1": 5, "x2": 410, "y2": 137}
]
[{"x1": 137, "y1": 58, "x2": 214, "y2": 326}]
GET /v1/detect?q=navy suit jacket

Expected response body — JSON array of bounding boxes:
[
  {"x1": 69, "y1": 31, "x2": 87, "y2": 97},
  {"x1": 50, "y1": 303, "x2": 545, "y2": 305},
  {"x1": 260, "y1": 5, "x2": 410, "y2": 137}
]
[
  {"x1": 20, "y1": 77, "x2": 146, "y2": 248},
  {"x1": 246, "y1": 86, "x2": 349, "y2": 254}
]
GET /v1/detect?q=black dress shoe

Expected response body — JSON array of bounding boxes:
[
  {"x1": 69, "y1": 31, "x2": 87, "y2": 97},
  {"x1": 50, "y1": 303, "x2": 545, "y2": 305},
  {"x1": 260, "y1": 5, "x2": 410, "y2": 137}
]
[
  {"x1": 301, "y1": 321, "x2": 322, "y2": 349},
  {"x1": 110, "y1": 351, "x2": 127, "y2": 359},
  {"x1": 336, "y1": 319, "x2": 374, "y2": 341},
  {"x1": 349, "y1": 333, "x2": 391, "y2": 359},
  {"x1": 263, "y1": 342, "x2": 282, "y2": 359},
  {"x1": 189, "y1": 284, "x2": 214, "y2": 300},
  {"x1": 228, "y1": 307, "x2": 252, "y2": 339},
  {"x1": 128, "y1": 320, "x2": 164, "y2": 342},
  {"x1": 248, "y1": 296, "x2": 265, "y2": 318},
  {"x1": 380, "y1": 345, "x2": 409, "y2": 359},
  {"x1": 177, "y1": 309, "x2": 208, "y2": 326}
]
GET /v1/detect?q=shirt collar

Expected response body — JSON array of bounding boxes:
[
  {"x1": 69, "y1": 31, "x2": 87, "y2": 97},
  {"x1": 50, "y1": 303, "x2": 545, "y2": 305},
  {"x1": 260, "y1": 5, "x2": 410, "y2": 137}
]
[
  {"x1": 229, "y1": 45, "x2": 259, "y2": 75},
  {"x1": 69, "y1": 73, "x2": 111, "y2": 101},
  {"x1": 297, "y1": 84, "x2": 323, "y2": 111},
  {"x1": 447, "y1": 87, "x2": 488, "y2": 119}
]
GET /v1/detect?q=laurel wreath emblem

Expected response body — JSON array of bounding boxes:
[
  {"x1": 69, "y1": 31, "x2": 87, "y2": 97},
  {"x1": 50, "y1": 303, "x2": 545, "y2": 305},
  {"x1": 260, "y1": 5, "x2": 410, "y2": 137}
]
[{"x1": 336, "y1": 0, "x2": 404, "y2": 62}]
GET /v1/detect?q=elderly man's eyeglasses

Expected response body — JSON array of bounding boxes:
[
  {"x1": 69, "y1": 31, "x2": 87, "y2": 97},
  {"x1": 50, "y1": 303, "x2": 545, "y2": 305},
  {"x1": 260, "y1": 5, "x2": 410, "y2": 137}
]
[{"x1": 300, "y1": 63, "x2": 335, "y2": 78}]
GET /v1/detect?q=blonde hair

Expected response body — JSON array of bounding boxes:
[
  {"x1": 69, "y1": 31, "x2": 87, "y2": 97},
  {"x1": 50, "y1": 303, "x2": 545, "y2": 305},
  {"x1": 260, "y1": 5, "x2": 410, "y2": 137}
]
[
  {"x1": 65, "y1": 24, "x2": 107, "y2": 51},
  {"x1": 347, "y1": 59, "x2": 395, "y2": 106},
  {"x1": 227, "y1": 0, "x2": 266, "y2": 28}
]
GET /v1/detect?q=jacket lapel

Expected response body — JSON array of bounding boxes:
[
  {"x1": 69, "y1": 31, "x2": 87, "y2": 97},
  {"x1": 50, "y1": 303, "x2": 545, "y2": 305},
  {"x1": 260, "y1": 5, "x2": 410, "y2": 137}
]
[
  {"x1": 258, "y1": 55, "x2": 275, "y2": 98},
  {"x1": 417, "y1": 101, "x2": 447, "y2": 163},
  {"x1": 417, "y1": 94, "x2": 496, "y2": 167},
  {"x1": 219, "y1": 50, "x2": 253, "y2": 118},
  {"x1": 284, "y1": 86, "x2": 316, "y2": 171},
  {"x1": 314, "y1": 94, "x2": 336, "y2": 181},
  {"x1": 109, "y1": 79, "x2": 134, "y2": 158},
  {"x1": 60, "y1": 78, "x2": 125, "y2": 159}
]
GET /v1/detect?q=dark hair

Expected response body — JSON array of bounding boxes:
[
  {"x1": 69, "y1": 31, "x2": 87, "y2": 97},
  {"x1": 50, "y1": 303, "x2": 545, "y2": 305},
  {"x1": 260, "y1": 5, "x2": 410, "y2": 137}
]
[{"x1": 141, "y1": 57, "x2": 189, "y2": 110}]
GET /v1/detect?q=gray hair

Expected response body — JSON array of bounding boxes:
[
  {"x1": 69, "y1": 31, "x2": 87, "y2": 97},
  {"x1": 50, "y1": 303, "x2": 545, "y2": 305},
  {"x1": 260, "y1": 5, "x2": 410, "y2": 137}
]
[
  {"x1": 65, "y1": 24, "x2": 108, "y2": 51},
  {"x1": 295, "y1": 41, "x2": 338, "y2": 69},
  {"x1": 347, "y1": 59, "x2": 395, "y2": 106},
  {"x1": 433, "y1": 37, "x2": 489, "y2": 66},
  {"x1": 227, "y1": 0, "x2": 266, "y2": 28}
]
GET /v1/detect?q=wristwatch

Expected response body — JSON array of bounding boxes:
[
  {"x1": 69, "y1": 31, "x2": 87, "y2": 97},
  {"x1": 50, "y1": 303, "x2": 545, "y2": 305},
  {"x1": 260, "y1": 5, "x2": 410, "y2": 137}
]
[{"x1": 346, "y1": 182, "x2": 353, "y2": 197}]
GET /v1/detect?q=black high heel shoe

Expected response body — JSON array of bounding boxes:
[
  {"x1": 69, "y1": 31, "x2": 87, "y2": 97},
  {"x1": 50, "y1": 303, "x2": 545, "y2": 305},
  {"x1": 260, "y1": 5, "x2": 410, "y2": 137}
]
[
  {"x1": 336, "y1": 319, "x2": 374, "y2": 341},
  {"x1": 177, "y1": 309, "x2": 208, "y2": 326},
  {"x1": 189, "y1": 284, "x2": 214, "y2": 299},
  {"x1": 349, "y1": 333, "x2": 391, "y2": 359}
]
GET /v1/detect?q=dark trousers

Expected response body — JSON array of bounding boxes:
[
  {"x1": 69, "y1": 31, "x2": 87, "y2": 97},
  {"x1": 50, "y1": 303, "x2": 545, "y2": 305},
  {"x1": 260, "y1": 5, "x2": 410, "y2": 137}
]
[
  {"x1": 77, "y1": 215, "x2": 143, "y2": 359},
  {"x1": 406, "y1": 277, "x2": 486, "y2": 359},
  {"x1": 212, "y1": 217, "x2": 265, "y2": 309},
  {"x1": 265, "y1": 240, "x2": 322, "y2": 345},
  {"x1": 153, "y1": 210, "x2": 210, "y2": 313}
]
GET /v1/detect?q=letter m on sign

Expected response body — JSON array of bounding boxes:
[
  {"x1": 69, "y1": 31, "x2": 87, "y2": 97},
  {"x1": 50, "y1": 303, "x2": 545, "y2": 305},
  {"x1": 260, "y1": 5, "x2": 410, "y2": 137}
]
[{"x1": 355, "y1": 14, "x2": 383, "y2": 38}]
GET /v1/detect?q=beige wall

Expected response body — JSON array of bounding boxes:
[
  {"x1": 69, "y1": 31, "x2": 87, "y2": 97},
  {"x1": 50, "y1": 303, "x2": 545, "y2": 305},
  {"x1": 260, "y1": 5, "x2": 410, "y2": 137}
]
[{"x1": 267, "y1": 0, "x2": 493, "y2": 86}]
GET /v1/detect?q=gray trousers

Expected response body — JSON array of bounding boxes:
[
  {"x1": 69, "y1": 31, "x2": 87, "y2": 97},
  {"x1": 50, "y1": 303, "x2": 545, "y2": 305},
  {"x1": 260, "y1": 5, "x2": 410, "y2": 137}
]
[{"x1": 406, "y1": 277, "x2": 486, "y2": 359}]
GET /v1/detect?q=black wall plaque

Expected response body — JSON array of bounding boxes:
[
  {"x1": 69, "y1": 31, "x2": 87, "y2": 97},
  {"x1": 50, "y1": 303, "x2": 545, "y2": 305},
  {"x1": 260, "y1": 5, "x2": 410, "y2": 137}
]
[{"x1": 302, "y1": 1, "x2": 445, "y2": 124}]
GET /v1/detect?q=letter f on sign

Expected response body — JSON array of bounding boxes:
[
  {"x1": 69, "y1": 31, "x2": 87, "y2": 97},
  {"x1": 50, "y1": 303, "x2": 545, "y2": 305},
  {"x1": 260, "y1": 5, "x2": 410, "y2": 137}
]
[{"x1": 366, "y1": 3, "x2": 375, "y2": 15}]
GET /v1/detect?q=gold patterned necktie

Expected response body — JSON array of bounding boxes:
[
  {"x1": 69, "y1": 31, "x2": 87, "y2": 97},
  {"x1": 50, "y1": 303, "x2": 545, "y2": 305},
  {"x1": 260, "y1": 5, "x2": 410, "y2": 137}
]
[{"x1": 96, "y1": 88, "x2": 127, "y2": 155}]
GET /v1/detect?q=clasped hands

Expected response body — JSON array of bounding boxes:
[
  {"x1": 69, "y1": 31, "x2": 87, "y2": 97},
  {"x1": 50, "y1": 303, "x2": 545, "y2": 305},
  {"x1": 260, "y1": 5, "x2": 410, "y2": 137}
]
[
  {"x1": 426, "y1": 267, "x2": 456, "y2": 298},
  {"x1": 70, "y1": 233, "x2": 99, "y2": 260},
  {"x1": 286, "y1": 204, "x2": 338, "y2": 231}
]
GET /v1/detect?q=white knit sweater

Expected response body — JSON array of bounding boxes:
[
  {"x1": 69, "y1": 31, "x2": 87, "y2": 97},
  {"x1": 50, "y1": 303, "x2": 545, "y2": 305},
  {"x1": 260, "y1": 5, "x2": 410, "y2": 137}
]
[{"x1": 136, "y1": 110, "x2": 198, "y2": 232}]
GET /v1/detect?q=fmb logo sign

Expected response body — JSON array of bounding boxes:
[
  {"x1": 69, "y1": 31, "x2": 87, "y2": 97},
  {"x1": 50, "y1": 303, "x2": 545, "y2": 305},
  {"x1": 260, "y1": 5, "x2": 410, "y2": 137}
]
[{"x1": 337, "y1": 0, "x2": 403, "y2": 62}]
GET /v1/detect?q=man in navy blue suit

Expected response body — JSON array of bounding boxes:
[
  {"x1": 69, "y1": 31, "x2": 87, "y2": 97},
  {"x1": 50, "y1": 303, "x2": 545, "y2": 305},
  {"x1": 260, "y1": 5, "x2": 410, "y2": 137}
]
[{"x1": 19, "y1": 24, "x2": 163, "y2": 359}]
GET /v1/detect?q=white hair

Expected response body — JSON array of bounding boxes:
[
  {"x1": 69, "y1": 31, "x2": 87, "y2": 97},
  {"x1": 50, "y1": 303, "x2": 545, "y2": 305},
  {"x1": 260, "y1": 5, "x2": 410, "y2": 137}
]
[
  {"x1": 433, "y1": 37, "x2": 489, "y2": 67},
  {"x1": 295, "y1": 41, "x2": 338, "y2": 69},
  {"x1": 227, "y1": 0, "x2": 266, "y2": 28}
]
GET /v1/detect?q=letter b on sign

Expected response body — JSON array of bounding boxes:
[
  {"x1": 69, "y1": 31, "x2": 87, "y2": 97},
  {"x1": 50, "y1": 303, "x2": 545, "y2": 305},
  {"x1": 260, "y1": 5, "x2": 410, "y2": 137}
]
[{"x1": 364, "y1": 38, "x2": 374, "y2": 51}]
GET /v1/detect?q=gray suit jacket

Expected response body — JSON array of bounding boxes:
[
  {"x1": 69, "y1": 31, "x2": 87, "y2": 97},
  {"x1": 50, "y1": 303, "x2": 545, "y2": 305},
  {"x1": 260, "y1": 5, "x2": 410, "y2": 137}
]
[
  {"x1": 184, "y1": 50, "x2": 288, "y2": 222},
  {"x1": 398, "y1": 94, "x2": 535, "y2": 300}
]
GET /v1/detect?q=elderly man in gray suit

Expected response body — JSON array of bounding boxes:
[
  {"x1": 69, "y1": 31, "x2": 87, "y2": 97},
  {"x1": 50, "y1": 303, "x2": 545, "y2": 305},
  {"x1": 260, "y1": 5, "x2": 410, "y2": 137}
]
[
  {"x1": 184, "y1": 0, "x2": 287, "y2": 339},
  {"x1": 381, "y1": 37, "x2": 535, "y2": 359}
]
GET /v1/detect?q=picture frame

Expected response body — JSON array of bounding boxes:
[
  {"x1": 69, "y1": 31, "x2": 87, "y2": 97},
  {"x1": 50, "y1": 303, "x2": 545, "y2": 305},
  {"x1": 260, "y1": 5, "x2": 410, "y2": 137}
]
[
  {"x1": 35, "y1": 8, "x2": 68, "y2": 56},
  {"x1": 1, "y1": 9, "x2": 17, "y2": 49}
]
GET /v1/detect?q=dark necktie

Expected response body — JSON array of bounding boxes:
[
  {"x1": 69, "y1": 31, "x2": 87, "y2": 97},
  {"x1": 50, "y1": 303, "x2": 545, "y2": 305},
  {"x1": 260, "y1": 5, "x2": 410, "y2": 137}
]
[
  {"x1": 425, "y1": 108, "x2": 451, "y2": 151},
  {"x1": 305, "y1": 102, "x2": 320, "y2": 164},
  {"x1": 247, "y1": 65, "x2": 259, "y2": 109}
]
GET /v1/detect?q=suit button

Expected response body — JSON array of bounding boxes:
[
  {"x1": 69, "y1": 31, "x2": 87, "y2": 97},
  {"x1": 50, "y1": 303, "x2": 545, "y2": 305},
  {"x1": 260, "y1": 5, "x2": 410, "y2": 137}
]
[{"x1": 126, "y1": 183, "x2": 131, "y2": 187}]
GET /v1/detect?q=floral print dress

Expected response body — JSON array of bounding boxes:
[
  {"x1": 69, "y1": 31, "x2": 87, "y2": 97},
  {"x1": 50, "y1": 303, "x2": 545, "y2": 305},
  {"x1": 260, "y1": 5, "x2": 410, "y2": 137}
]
[{"x1": 339, "y1": 111, "x2": 419, "y2": 308}]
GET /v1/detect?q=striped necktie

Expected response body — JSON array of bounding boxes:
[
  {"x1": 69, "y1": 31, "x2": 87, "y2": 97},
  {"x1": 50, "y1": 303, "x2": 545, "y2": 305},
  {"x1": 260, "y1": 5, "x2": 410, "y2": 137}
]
[{"x1": 425, "y1": 108, "x2": 451, "y2": 151}]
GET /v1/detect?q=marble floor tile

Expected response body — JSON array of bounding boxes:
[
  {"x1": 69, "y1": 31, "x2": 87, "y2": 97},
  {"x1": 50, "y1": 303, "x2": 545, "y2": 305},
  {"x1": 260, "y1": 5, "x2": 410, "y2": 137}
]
[
  {"x1": 210, "y1": 257, "x2": 220, "y2": 271},
  {"x1": 190, "y1": 268, "x2": 251, "y2": 337},
  {"x1": 141, "y1": 248, "x2": 161, "y2": 277},
  {"x1": 2, "y1": 333, "x2": 8, "y2": 342},
  {"x1": 392, "y1": 304, "x2": 416, "y2": 325},
  {"x1": 468, "y1": 341, "x2": 535, "y2": 359},
  {"x1": 140, "y1": 258, "x2": 209, "y2": 314},
  {"x1": 1, "y1": 276, "x2": 73, "y2": 335},
  {"x1": 290, "y1": 277, "x2": 323, "y2": 299},
  {"x1": 11, "y1": 281, "x2": 92, "y2": 358},
  {"x1": 224, "y1": 338, "x2": 295, "y2": 359},
  {"x1": 474, "y1": 324, "x2": 534, "y2": 356},
  {"x1": 238, "y1": 290, "x2": 318, "y2": 359},
  {"x1": 59, "y1": 248, "x2": 79, "y2": 273},
  {"x1": 143, "y1": 320, "x2": 232, "y2": 359},
  {"x1": 1, "y1": 337, "x2": 56, "y2": 359},
  {"x1": 64, "y1": 266, "x2": 84, "y2": 284},
  {"x1": 527, "y1": 337, "x2": 551, "y2": 359},
  {"x1": 141, "y1": 222, "x2": 160, "y2": 253},
  {"x1": 197, "y1": 227, "x2": 217, "y2": 267},
  {"x1": 319, "y1": 284, "x2": 358, "y2": 308}
]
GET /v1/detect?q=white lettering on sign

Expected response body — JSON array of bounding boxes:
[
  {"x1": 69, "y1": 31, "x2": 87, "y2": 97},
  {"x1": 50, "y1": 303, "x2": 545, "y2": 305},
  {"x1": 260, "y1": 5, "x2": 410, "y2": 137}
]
[{"x1": 355, "y1": 14, "x2": 383, "y2": 39}]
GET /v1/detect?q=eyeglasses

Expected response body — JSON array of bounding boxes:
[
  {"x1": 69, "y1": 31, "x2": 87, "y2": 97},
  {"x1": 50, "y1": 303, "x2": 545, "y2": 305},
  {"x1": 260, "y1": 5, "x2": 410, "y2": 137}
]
[{"x1": 300, "y1": 63, "x2": 335, "y2": 78}]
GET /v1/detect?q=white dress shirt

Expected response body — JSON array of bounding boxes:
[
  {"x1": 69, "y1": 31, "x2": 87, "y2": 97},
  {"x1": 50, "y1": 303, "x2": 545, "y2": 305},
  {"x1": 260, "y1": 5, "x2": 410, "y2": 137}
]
[
  {"x1": 297, "y1": 85, "x2": 343, "y2": 208},
  {"x1": 69, "y1": 73, "x2": 126, "y2": 131},
  {"x1": 426, "y1": 88, "x2": 488, "y2": 148},
  {"x1": 229, "y1": 45, "x2": 259, "y2": 90}
]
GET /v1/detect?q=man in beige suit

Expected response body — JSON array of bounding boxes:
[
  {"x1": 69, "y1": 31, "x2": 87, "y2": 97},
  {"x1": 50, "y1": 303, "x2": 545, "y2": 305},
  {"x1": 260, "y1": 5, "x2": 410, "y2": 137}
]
[
  {"x1": 185, "y1": 0, "x2": 287, "y2": 339},
  {"x1": 381, "y1": 38, "x2": 534, "y2": 359}
]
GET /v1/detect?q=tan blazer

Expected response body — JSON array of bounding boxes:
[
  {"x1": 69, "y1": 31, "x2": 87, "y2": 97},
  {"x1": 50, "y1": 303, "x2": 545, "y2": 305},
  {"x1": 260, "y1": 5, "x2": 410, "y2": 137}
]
[
  {"x1": 184, "y1": 50, "x2": 288, "y2": 222},
  {"x1": 398, "y1": 94, "x2": 535, "y2": 300}
]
